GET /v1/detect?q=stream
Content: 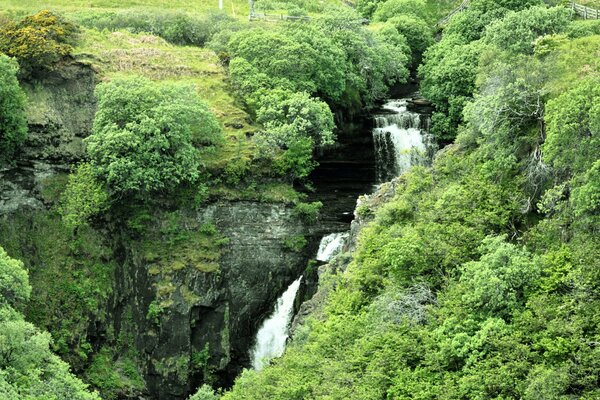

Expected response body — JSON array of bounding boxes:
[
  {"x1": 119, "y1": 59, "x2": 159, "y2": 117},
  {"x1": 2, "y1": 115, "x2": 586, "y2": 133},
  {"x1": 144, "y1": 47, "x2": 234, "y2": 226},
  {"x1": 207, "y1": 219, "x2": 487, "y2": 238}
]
[{"x1": 250, "y1": 93, "x2": 435, "y2": 370}]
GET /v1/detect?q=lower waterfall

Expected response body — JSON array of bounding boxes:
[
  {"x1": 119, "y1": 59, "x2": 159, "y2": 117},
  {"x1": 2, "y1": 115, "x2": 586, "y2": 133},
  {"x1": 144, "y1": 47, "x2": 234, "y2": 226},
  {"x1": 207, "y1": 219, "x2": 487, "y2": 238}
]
[{"x1": 251, "y1": 276, "x2": 303, "y2": 370}]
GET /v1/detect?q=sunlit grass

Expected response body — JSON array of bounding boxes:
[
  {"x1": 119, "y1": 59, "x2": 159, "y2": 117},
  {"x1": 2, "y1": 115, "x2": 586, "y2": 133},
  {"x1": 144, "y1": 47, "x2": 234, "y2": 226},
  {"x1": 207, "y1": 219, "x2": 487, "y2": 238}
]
[
  {"x1": 73, "y1": 28, "x2": 257, "y2": 174},
  {"x1": 0, "y1": 0, "x2": 250, "y2": 17}
]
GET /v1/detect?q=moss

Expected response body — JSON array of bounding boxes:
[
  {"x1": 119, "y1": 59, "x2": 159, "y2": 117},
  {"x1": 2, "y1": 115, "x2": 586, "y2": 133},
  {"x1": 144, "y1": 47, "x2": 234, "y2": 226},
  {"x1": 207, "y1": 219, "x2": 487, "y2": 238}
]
[
  {"x1": 0, "y1": 210, "x2": 115, "y2": 368},
  {"x1": 283, "y1": 235, "x2": 308, "y2": 252},
  {"x1": 38, "y1": 172, "x2": 69, "y2": 204}
]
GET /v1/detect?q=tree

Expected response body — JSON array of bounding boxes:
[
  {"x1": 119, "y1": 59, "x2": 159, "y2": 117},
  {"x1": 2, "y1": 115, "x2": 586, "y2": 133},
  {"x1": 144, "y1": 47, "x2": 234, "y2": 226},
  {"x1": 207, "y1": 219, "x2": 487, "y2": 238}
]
[
  {"x1": 86, "y1": 76, "x2": 221, "y2": 197},
  {"x1": 0, "y1": 247, "x2": 30, "y2": 309},
  {"x1": 256, "y1": 90, "x2": 335, "y2": 148},
  {"x1": 385, "y1": 14, "x2": 433, "y2": 64},
  {"x1": 544, "y1": 76, "x2": 600, "y2": 177},
  {"x1": 0, "y1": 10, "x2": 78, "y2": 77},
  {"x1": 0, "y1": 54, "x2": 27, "y2": 164},
  {"x1": 484, "y1": 6, "x2": 571, "y2": 55},
  {"x1": 228, "y1": 24, "x2": 347, "y2": 104},
  {"x1": 60, "y1": 163, "x2": 110, "y2": 229},
  {"x1": 419, "y1": 37, "x2": 484, "y2": 142},
  {"x1": 0, "y1": 248, "x2": 100, "y2": 400},
  {"x1": 373, "y1": 0, "x2": 428, "y2": 22}
]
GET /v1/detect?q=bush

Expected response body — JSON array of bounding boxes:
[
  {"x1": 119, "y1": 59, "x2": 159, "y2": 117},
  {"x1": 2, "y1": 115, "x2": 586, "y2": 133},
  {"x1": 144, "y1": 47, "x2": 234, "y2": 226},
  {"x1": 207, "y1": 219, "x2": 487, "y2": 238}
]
[
  {"x1": 292, "y1": 201, "x2": 322, "y2": 223},
  {"x1": 60, "y1": 163, "x2": 110, "y2": 230},
  {"x1": 0, "y1": 54, "x2": 27, "y2": 164},
  {"x1": 72, "y1": 10, "x2": 233, "y2": 47},
  {"x1": 86, "y1": 76, "x2": 221, "y2": 198},
  {"x1": 283, "y1": 235, "x2": 308, "y2": 252},
  {"x1": 0, "y1": 10, "x2": 78, "y2": 76},
  {"x1": 256, "y1": 90, "x2": 335, "y2": 148},
  {"x1": 373, "y1": 0, "x2": 428, "y2": 22}
]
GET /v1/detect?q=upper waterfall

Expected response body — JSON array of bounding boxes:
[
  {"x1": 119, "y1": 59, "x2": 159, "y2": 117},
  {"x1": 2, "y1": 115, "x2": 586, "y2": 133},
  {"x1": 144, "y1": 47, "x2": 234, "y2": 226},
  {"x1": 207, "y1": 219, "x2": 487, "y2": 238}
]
[{"x1": 373, "y1": 98, "x2": 433, "y2": 182}]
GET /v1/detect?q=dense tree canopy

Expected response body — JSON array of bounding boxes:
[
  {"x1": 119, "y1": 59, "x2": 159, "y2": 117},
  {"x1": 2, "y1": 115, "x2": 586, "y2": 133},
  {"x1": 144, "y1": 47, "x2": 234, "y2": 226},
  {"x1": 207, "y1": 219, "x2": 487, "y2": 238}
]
[
  {"x1": 86, "y1": 76, "x2": 221, "y2": 197},
  {"x1": 0, "y1": 248, "x2": 100, "y2": 400}
]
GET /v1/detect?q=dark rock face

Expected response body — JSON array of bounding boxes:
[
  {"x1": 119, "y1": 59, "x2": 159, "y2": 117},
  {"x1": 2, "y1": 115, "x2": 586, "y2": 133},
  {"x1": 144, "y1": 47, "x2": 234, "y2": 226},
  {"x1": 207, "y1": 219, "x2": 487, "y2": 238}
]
[{"x1": 115, "y1": 203, "x2": 310, "y2": 399}]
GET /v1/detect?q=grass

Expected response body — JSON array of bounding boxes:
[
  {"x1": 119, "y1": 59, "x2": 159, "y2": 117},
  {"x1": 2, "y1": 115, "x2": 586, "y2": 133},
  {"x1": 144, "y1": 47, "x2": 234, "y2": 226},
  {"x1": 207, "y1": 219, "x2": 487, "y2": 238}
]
[
  {"x1": 73, "y1": 27, "x2": 261, "y2": 177},
  {"x1": 578, "y1": 0, "x2": 600, "y2": 9},
  {"x1": 0, "y1": 0, "x2": 251, "y2": 18}
]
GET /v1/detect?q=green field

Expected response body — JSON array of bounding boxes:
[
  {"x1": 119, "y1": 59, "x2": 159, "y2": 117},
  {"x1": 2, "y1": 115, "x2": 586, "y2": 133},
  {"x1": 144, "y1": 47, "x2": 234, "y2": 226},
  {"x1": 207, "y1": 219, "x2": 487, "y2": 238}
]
[{"x1": 0, "y1": 0, "x2": 250, "y2": 16}]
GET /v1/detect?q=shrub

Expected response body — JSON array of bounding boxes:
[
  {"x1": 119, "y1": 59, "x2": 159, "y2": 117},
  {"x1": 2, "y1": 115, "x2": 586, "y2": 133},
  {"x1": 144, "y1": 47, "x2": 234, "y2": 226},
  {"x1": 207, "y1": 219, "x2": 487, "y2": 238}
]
[
  {"x1": 256, "y1": 90, "x2": 335, "y2": 148},
  {"x1": 86, "y1": 76, "x2": 222, "y2": 198},
  {"x1": 373, "y1": 0, "x2": 428, "y2": 22},
  {"x1": 60, "y1": 163, "x2": 110, "y2": 230},
  {"x1": 283, "y1": 235, "x2": 308, "y2": 252},
  {"x1": 0, "y1": 10, "x2": 78, "y2": 76},
  {"x1": 72, "y1": 10, "x2": 233, "y2": 47},
  {"x1": 292, "y1": 201, "x2": 322, "y2": 223},
  {"x1": 0, "y1": 54, "x2": 27, "y2": 164}
]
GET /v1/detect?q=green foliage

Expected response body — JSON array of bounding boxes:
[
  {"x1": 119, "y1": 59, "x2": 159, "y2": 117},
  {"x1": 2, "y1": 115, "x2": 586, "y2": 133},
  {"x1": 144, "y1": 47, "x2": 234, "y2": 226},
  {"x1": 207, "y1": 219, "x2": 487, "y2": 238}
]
[
  {"x1": 222, "y1": 8, "x2": 600, "y2": 399},
  {"x1": 60, "y1": 163, "x2": 110, "y2": 230},
  {"x1": 544, "y1": 76, "x2": 600, "y2": 177},
  {"x1": 72, "y1": 9, "x2": 233, "y2": 47},
  {"x1": 373, "y1": 0, "x2": 428, "y2": 21},
  {"x1": 283, "y1": 235, "x2": 308, "y2": 252},
  {"x1": 484, "y1": 6, "x2": 571, "y2": 55},
  {"x1": 189, "y1": 384, "x2": 219, "y2": 400},
  {"x1": 0, "y1": 247, "x2": 30, "y2": 309},
  {"x1": 0, "y1": 54, "x2": 27, "y2": 165},
  {"x1": 272, "y1": 137, "x2": 317, "y2": 180},
  {"x1": 419, "y1": 37, "x2": 484, "y2": 142},
  {"x1": 292, "y1": 201, "x2": 323, "y2": 223},
  {"x1": 0, "y1": 212, "x2": 115, "y2": 369},
  {"x1": 86, "y1": 75, "x2": 221, "y2": 197},
  {"x1": 0, "y1": 10, "x2": 78, "y2": 77},
  {"x1": 228, "y1": 24, "x2": 346, "y2": 105},
  {"x1": 256, "y1": 90, "x2": 335, "y2": 148},
  {"x1": 85, "y1": 345, "x2": 144, "y2": 400},
  {"x1": 0, "y1": 247, "x2": 100, "y2": 400}
]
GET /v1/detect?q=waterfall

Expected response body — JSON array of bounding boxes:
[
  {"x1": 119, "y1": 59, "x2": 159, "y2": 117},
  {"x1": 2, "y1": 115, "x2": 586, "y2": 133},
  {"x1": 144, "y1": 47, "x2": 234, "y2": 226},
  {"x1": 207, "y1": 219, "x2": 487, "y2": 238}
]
[
  {"x1": 316, "y1": 232, "x2": 349, "y2": 262},
  {"x1": 251, "y1": 276, "x2": 303, "y2": 370},
  {"x1": 373, "y1": 99, "x2": 433, "y2": 182}
]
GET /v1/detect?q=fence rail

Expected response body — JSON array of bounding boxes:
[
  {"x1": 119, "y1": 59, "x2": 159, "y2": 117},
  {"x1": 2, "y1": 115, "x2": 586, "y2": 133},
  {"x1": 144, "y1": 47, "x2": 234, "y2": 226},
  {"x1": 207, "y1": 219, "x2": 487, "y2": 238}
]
[
  {"x1": 435, "y1": 0, "x2": 470, "y2": 27},
  {"x1": 249, "y1": 12, "x2": 311, "y2": 22},
  {"x1": 571, "y1": 2, "x2": 600, "y2": 19},
  {"x1": 249, "y1": 0, "x2": 600, "y2": 24}
]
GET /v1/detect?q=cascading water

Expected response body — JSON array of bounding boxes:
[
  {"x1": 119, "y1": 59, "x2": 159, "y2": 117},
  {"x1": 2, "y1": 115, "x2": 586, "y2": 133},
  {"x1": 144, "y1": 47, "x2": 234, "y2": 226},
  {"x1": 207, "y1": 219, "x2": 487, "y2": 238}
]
[
  {"x1": 251, "y1": 276, "x2": 303, "y2": 370},
  {"x1": 249, "y1": 93, "x2": 434, "y2": 373},
  {"x1": 316, "y1": 232, "x2": 349, "y2": 262},
  {"x1": 373, "y1": 98, "x2": 434, "y2": 182}
]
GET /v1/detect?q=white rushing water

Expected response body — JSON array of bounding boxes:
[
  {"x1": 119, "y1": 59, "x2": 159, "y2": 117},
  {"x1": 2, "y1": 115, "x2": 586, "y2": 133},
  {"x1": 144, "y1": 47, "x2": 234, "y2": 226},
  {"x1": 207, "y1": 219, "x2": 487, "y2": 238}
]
[
  {"x1": 251, "y1": 276, "x2": 303, "y2": 370},
  {"x1": 373, "y1": 99, "x2": 432, "y2": 182},
  {"x1": 316, "y1": 232, "x2": 349, "y2": 262}
]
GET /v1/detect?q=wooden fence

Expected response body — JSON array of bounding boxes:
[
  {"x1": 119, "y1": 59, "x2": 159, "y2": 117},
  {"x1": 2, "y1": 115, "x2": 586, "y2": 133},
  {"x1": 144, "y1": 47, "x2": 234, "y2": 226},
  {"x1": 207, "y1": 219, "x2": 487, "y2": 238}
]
[
  {"x1": 435, "y1": 0, "x2": 470, "y2": 27},
  {"x1": 249, "y1": 0, "x2": 599, "y2": 24},
  {"x1": 571, "y1": 2, "x2": 600, "y2": 19},
  {"x1": 249, "y1": 12, "x2": 310, "y2": 22}
]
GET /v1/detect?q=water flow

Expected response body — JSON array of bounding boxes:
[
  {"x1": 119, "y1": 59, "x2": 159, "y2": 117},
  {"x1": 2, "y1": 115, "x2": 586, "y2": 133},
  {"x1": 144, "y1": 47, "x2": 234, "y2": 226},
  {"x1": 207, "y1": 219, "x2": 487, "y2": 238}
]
[
  {"x1": 316, "y1": 232, "x2": 349, "y2": 262},
  {"x1": 373, "y1": 99, "x2": 433, "y2": 182},
  {"x1": 251, "y1": 276, "x2": 303, "y2": 370}
]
